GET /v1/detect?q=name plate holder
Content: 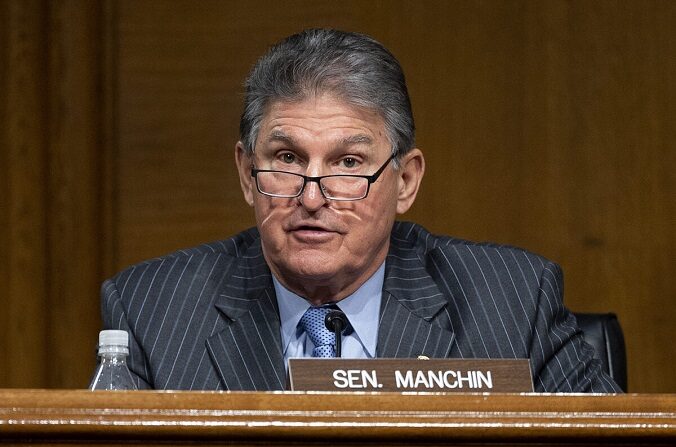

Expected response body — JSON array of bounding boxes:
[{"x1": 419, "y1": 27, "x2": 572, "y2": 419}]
[{"x1": 289, "y1": 358, "x2": 533, "y2": 392}]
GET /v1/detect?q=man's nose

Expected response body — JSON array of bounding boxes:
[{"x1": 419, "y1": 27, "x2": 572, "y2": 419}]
[{"x1": 299, "y1": 179, "x2": 327, "y2": 211}]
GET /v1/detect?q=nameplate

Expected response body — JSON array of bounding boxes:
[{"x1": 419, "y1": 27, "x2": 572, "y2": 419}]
[{"x1": 288, "y1": 358, "x2": 533, "y2": 392}]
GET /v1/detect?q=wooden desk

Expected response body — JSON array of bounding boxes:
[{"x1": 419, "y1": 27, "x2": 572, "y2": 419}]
[{"x1": 0, "y1": 390, "x2": 674, "y2": 445}]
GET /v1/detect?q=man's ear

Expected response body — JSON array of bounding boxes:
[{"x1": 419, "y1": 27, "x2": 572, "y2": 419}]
[
  {"x1": 396, "y1": 148, "x2": 425, "y2": 214},
  {"x1": 235, "y1": 142, "x2": 254, "y2": 207}
]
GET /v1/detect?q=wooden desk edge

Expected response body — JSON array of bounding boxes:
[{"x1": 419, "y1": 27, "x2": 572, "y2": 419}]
[{"x1": 0, "y1": 390, "x2": 674, "y2": 444}]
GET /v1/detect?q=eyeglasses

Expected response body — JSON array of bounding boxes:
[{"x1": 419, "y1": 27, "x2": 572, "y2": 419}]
[{"x1": 251, "y1": 155, "x2": 395, "y2": 201}]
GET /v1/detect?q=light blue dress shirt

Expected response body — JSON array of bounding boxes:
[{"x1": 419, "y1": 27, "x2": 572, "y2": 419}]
[{"x1": 274, "y1": 262, "x2": 385, "y2": 366}]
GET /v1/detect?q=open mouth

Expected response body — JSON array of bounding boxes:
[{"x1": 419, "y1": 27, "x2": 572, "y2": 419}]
[
  {"x1": 294, "y1": 225, "x2": 330, "y2": 232},
  {"x1": 289, "y1": 224, "x2": 338, "y2": 242}
]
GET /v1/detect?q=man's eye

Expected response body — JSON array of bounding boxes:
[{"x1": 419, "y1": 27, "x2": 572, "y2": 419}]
[
  {"x1": 341, "y1": 158, "x2": 358, "y2": 168},
  {"x1": 281, "y1": 153, "x2": 296, "y2": 164}
]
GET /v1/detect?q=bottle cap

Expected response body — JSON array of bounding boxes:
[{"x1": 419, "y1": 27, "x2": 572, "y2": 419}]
[{"x1": 98, "y1": 330, "x2": 129, "y2": 347}]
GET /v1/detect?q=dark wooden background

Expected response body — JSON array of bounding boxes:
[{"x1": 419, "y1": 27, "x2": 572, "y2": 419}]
[{"x1": 1, "y1": 0, "x2": 674, "y2": 392}]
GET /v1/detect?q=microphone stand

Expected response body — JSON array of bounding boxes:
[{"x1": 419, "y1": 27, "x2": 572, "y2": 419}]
[{"x1": 325, "y1": 310, "x2": 348, "y2": 358}]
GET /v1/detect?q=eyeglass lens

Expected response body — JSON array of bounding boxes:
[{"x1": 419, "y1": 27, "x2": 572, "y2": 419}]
[{"x1": 256, "y1": 172, "x2": 368, "y2": 200}]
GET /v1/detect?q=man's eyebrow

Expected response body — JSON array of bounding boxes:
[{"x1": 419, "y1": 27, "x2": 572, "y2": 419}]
[
  {"x1": 265, "y1": 131, "x2": 373, "y2": 149},
  {"x1": 340, "y1": 134, "x2": 374, "y2": 147},
  {"x1": 266, "y1": 130, "x2": 297, "y2": 146}
]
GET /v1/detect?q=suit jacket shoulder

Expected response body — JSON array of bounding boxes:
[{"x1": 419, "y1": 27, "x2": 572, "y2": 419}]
[
  {"x1": 387, "y1": 221, "x2": 621, "y2": 393},
  {"x1": 100, "y1": 227, "x2": 278, "y2": 390}
]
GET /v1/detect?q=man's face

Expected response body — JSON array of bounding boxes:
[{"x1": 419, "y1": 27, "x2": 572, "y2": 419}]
[{"x1": 236, "y1": 94, "x2": 423, "y2": 302}]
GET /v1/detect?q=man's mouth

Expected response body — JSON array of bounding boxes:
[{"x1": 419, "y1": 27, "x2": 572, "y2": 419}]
[
  {"x1": 293, "y1": 225, "x2": 331, "y2": 232},
  {"x1": 288, "y1": 224, "x2": 339, "y2": 242}
]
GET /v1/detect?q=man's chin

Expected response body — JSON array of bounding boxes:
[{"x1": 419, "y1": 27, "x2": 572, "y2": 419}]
[{"x1": 281, "y1": 252, "x2": 345, "y2": 280}]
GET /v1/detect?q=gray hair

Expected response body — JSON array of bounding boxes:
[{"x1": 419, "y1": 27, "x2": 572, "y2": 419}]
[{"x1": 239, "y1": 29, "x2": 415, "y2": 161}]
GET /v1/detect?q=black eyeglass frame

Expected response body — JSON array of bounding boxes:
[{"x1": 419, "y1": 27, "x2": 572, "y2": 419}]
[{"x1": 250, "y1": 155, "x2": 395, "y2": 201}]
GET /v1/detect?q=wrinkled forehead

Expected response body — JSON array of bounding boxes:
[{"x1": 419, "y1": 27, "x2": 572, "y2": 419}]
[{"x1": 255, "y1": 95, "x2": 389, "y2": 149}]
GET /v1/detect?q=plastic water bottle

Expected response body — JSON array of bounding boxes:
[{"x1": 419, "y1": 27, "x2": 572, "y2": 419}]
[{"x1": 89, "y1": 330, "x2": 137, "y2": 390}]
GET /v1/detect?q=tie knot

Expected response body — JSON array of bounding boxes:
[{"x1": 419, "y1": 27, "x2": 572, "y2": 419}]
[{"x1": 299, "y1": 306, "x2": 336, "y2": 358}]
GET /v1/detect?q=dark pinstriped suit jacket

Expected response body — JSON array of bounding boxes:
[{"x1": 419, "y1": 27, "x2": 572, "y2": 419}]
[{"x1": 101, "y1": 221, "x2": 621, "y2": 393}]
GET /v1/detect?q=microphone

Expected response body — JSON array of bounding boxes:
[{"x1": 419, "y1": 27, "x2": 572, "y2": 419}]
[{"x1": 325, "y1": 309, "x2": 348, "y2": 358}]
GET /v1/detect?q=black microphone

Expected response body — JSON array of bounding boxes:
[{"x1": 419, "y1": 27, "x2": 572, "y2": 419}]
[{"x1": 325, "y1": 309, "x2": 348, "y2": 358}]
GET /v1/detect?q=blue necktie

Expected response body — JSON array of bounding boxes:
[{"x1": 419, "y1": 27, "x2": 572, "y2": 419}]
[{"x1": 299, "y1": 306, "x2": 336, "y2": 358}]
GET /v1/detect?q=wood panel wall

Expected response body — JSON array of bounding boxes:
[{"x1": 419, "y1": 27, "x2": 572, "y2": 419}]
[
  {"x1": 0, "y1": 0, "x2": 105, "y2": 387},
  {"x1": 1, "y1": 0, "x2": 674, "y2": 392}
]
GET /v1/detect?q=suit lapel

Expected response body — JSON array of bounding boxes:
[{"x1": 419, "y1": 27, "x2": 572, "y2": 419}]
[
  {"x1": 377, "y1": 229, "x2": 455, "y2": 359},
  {"x1": 205, "y1": 238, "x2": 286, "y2": 390}
]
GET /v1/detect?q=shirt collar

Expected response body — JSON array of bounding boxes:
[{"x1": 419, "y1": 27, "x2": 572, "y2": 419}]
[{"x1": 274, "y1": 261, "x2": 385, "y2": 358}]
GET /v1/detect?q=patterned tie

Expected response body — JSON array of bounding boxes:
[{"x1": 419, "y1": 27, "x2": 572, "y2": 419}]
[{"x1": 299, "y1": 306, "x2": 336, "y2": 358}]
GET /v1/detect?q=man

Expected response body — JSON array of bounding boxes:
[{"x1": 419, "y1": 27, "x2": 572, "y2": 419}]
[{"x1": 100, "y1": 29, "x2": 621, "y2": 392}]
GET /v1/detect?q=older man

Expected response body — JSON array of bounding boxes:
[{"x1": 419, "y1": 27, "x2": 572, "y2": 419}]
[{"x1": 100, "y1": 29, "x2": 621, "y2": 393}]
